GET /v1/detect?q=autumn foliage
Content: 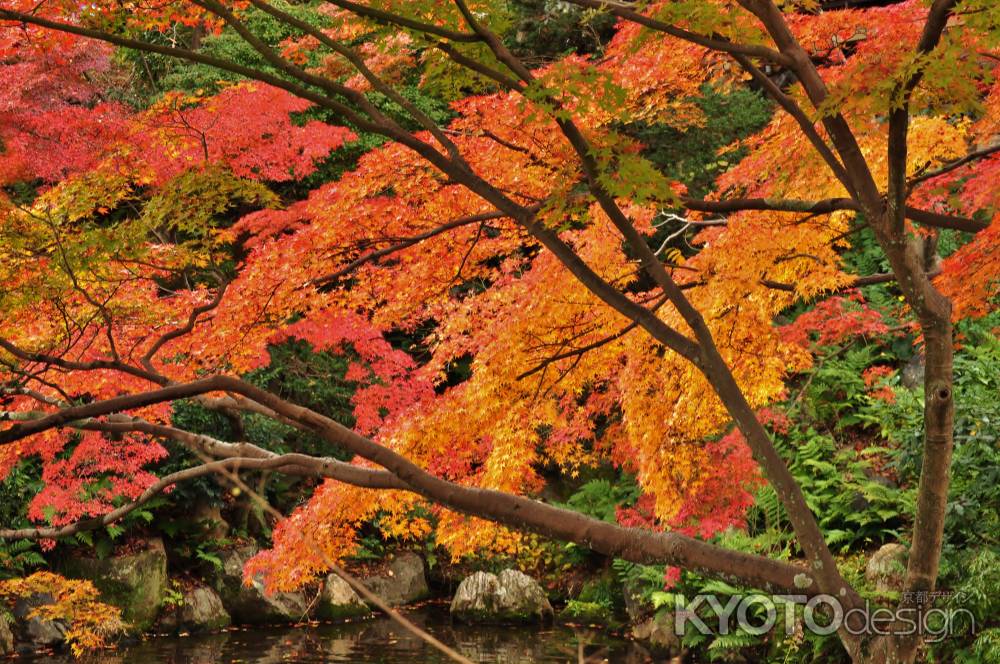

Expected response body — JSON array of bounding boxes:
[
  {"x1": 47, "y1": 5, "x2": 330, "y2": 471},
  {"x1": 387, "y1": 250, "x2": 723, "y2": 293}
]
[
  {"x1": 0, "y1": 572, "x2": 124, "y2": 655},
  {"x1": 0, "y1": 0, "x2": 997, "y2": 659}
]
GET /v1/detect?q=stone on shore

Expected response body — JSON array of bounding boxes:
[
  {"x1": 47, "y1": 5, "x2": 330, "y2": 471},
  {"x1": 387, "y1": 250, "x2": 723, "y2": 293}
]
[{"x1": 450, "y1": 569, "x2": 553, "y2": 623}]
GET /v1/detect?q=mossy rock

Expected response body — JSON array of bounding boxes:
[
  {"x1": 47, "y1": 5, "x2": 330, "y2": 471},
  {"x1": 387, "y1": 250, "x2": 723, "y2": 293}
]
[
  {"x1": 215, "y1": 546, "x2": 308, "y2": 624},
  {"x1": 360, "y1": 552, "x2": 429, "y2": 607},
  {"x1": 865, "y1": 543, "x2": 908, "y2": 595},
  {"x1": 0, "y1": 612, "x2": 14, "y2": 655},
  {"x1": 314, "y1": 574, "x2": 371, "y2": 621},
  {"x1": 450, "y1": 570, "x2": 553, "y2": 624},
  {"x1": 178, "y1": 586, "x2": 231, "y2": 633},
  {"x1": 559, "y1": 600, "x2": 619, "y2": 627},
  {"x1": 61, "y1": 538, "x2": 168, "y2": 633}
]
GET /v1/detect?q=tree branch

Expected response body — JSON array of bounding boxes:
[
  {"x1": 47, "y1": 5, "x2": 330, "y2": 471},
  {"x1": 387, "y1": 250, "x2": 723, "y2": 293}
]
[
  {"x1": 561, "y1": 0, "x2": 793, "y2": 66},
  {"x1": 0, "y1": 338, "x2": 167, "y2": 386},
  {"x1": 308, "y1": 210, "x2": 513, "y2": 287},
  {"x1": 141, "y1": 282, "x2": 228, "y2": 373},
  {"x1": 0, "y1": 375, "x2": 820, "y2": 596},
  {"x1": 907, "y1": 142, "x2": 1000, "y2": 189},
  {"x1": 887, "y1": 0, "x2": 958, "y2": 231},
  {"x1": 247, "y1": 0, "x2": 462, "y2": 158},
  {"x1": 681, "y1": 197, "x2": 989, "y2": 232},
  {"x1": 81, "y1": 418, "x2": 404, "y2": 490},
  {"x1": 760, "y1": 268, "x2": 941, "y2": 294},
  {"x1": 0, "y1": 455, "x2": 342, "y2": 540},
  {"x1": 516, "y1": 296, "x2": 667, "y2": 380},
  {"x1": 323, "y1": 0, "x2": 481, "y2": 43},
  {"x1": 0, "y1": 8, "x2": 384, "y2": 137},
  {"x1": 728, "y1": 52, "x2": 853, "y2": 194}
]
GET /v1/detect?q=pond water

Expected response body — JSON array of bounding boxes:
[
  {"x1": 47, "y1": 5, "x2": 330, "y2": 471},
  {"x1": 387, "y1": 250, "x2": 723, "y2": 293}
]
[{"x1": 17, "y1": 603, "x2": 656, "y2": 663}]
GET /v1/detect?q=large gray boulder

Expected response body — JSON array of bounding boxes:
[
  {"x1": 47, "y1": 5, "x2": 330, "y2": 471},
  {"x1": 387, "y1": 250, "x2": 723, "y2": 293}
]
[
  {"x1": 315, "y1": 574, "x2": 371, "y2": 620},
  {"x1": 12, "y1": 593, "x2": 67, "y2": 647},
  {"x1": 178, "y1": 586, "x2": 231, "y2": 633},
  {"x1": 217, "y1": 546, "x2": 308, "y2": 624},
  {"x1": 361, "y1": 552, "x2": 429, "y2": 607},
  {"x1": 60, "y1": 537, "x2": 168, "y2": 632},
  {"x1": 450, "y1": 569, "x2": 553, "y2": 623},
  {"x1": 866, "y1": 543, "x2": 908, "y2": 594}
]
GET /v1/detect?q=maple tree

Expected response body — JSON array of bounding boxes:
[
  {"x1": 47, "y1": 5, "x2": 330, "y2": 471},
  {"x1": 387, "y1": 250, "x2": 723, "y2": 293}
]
[
  {"x1": 0, "y1": 572, "x2": 124, "y2": 655},
  {"x1": 0, "y1": 0, "x2": 997, "y2": 662}
]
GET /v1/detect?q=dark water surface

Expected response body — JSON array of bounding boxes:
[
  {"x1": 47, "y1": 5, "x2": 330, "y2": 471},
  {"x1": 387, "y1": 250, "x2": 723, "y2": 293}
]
[{"x1": 18, "y1": 604, "x2": 653, "y2": 663}]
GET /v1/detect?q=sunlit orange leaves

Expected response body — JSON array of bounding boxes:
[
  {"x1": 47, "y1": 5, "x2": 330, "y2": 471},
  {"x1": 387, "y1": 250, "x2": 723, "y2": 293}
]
[{"x1": 0, "y1": 572, "x2": 124, "y2": 655}]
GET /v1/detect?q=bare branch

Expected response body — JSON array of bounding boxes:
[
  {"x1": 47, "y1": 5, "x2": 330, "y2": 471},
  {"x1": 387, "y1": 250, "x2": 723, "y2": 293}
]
[
  {"x1": 188, "y1": 437, "x2": 475, "y2": 664},
  {"x1": 308, "y1": 210, "x2": 513, "y2": 288},
  {"x1": 561, "y1": 0, "x2": 793, "y2": 66},
  {"x1": 0, "y1": 455, "x2": 326, "y2": 540},
  {"x1": 681, "y1": 197, "x2": 989, "y2": 232},
  {"x1": 81, "y1": 418, "x2": 404, "y2": 491},
  {"x1": 907, "y1": 142, "x2": 1000, "y2": 189},
  {"x1": 0, "y1": 338, "x2": 167, "y2": 386},
  {"x1": 760, "y1": 269, "x2": 941, "y2": 293},
  {"x1": 141, "y1": 282, "x2": 228, "y2": 373},
  {"x1": 324, "y1": 0, "x2": 481, "y2": 43},
  {"x1": 517, "y1": 295, "x2": 669, "y2": 380}
]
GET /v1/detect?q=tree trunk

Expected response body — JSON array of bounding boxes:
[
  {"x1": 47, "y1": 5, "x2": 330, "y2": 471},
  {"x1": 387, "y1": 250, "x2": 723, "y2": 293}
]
[{"x1": 860, "y1": 218, "x2": 955, "y2": 664}]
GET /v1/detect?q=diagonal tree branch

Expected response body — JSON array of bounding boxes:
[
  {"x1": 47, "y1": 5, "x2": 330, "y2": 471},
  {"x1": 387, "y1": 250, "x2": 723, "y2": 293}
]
[
  {"x1": 560, "y1": 0, "x2": 793, "y2": 66},
  {"x1": 141, "y1": 281, "x2": 228, "y2": 373},
  {"x1": 308, "y1": 210, "x2": 514, "y2": 287},
  {"x1": 0, "y1": 455, "x2": 354, "y2": 541},
  {"x1": 431, "y1": 4, "x2": 857, "y2": 607},
  {"x1": 246, "y1": 0, "x2": 462, "y2": 157},
  {"x1": 0, "y1": 375, "x2": 821, "y2": 596},
  {"x1": 907, "y1": 142, "x2": 1000, "y2": 189},
  {"x1": 728, "y1": 52, "x2": 853, "y2": 194},
  {"x1": 324, "y1": 0, "x2": 481, "y2": 43},
  {"x1": 0, "y1": 338, "x2": 167, "y2": 386}
]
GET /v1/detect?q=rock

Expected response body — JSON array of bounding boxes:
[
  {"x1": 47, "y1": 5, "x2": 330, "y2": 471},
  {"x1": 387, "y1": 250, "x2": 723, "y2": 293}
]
[
  {"x1": 61, "y1": 537, "x2": 168, "y2": 633},
  {"x1": 450, "y1": 569, "x2": 553, "y2": 623},
  {"x1": 315, "y1": 574, "x2": 370, "y2": 620},
  {"x1": 0, "y1": 614, "x2": 14, "y2": 655},
  {"x1": 217, "y1": 546, "x2": 309, "y2": 624},
  {"x1": 561, "y1": 574, "x2": 621, "y2": 626},
  {"x1": 852, "y1": 474, "x2": 898, "y2": 512},
  {"x1": 559, "y1": 600, "x2": 615, "y2": 625},
  {"x1": 631, "y1": 612, "x2": 681, "y2": 655},
  {"x1": 866, "y1": 543, "x2": 908, "y2": 594},
  {"x1": 12, "y1": 593, "x2": 68, "y2": 647},
  {"x1": 901, "y1": 353, "x2": 925, "y2": 390},
  {"x1": 623, "y1": 577, "x2": 653, "y2": 621},
  {"x1": 362, "y1": 552, "x2": 429, "y2": 607},
  {"x1": 178, "y1": 586, "x2": 231, "y2": 633}
]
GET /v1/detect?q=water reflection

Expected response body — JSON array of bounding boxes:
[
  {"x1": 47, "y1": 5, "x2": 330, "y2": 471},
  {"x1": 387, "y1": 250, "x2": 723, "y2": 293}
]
[{"x1": 20, "y1": 604, "x2": 656, "y2": 663}]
